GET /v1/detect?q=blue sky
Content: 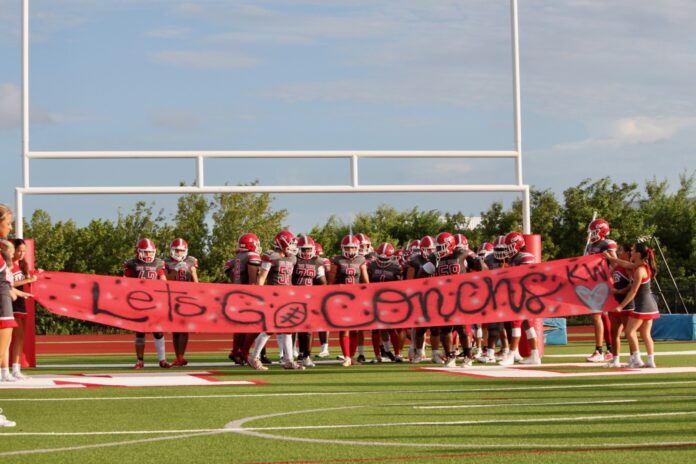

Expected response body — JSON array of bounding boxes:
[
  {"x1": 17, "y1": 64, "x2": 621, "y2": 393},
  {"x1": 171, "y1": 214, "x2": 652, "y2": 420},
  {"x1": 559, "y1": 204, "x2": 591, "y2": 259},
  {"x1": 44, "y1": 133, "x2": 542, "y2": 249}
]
[{"x1": 1, "y1": 0, "x2": 695, "y2": 236}]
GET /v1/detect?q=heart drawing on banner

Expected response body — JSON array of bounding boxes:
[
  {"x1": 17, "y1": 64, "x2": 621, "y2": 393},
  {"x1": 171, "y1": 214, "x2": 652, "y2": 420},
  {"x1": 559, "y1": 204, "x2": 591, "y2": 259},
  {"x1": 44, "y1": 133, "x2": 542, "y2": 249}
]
[{"x1": 575, "y1": 283, "x2": 609, "y2": 312}]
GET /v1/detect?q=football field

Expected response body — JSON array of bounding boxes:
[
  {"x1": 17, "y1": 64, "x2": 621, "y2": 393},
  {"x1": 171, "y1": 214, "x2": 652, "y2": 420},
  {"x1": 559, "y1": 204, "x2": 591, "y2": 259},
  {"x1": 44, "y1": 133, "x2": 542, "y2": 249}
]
[{"x1": 1, "y1": 336, "x2": 695, "y2": 464}]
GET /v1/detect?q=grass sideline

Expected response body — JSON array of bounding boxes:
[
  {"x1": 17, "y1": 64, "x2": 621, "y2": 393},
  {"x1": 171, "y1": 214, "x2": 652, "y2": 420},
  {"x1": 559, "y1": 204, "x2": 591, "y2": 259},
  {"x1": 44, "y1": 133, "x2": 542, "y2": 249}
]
[{"x1": 0, "y1": 338, "x2": 695, "y2": 463}]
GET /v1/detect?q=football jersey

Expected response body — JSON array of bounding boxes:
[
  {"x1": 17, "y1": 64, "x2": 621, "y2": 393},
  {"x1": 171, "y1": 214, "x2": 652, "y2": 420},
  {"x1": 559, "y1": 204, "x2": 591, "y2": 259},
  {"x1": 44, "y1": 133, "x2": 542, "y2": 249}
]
[
  {"x1": 123, "y1": 258, "x2": 165, "y2": 280},
  {"x1": 585, "y1": 238, "x2": 617, "y2": 256},
  {"x1": 483, "y1": 253, "x2": 505, "y2": 270},
  {"x1": 331, "y1": 254, "x2": 366, "y2": 284},
  {"x1": 261, "y1": 251, "x2": 296, "y2": 286},
  {"x1": 510, "y1": 251, "x2": 536, "y2": 266},
  {"x1": 293, "y1": 256, "x2": 327, "y2": 286},
  {"x1": 368, "y1": 258, "x2": 403, "y2": 282},
  {"x1": 407, "y1": 254, "x2": 430, "y2": 279},
  {"x1": 164, "y1": 256, "x2": 198, "y2": 282},
  {"x1": 224, "y1": 251, "x2": 262, "y2": 284},
  {"x1": 433, "y1": 248, "x2": 467, "y2": 276}
]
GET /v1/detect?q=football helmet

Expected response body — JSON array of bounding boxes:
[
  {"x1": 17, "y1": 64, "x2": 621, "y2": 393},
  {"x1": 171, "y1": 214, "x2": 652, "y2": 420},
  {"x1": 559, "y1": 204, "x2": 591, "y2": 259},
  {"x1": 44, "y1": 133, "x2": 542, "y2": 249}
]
[
  {"x1": 435, "y1": 232, "x2": 455, "y2": 258},
  {"x1": 356, "y1": 233, "x2": 373, "y2": 255},
  {"x1": 504, "y1": 231, "x2": 526, "y2": 257},
  {"x1": 340, "y1": 234, "x2": 360, "y2": 259},
  {"x1": 492, "y1": 235, "x2": 508, "y2": 261},
  {"x1": 453, "y1": 233, "x2": 469, "y2": 251},
  {"x1": 419, "y1": 235, "x2": 436, "y2": 259},
  {"x1": 273, "y1": 230, "x2": 298, "y2": 256},
  {"x1": 169, "y1": 238, "x2": 188, "y2": 262},
  {"x1": 136, "y1": 238, "x2": 156, "y2": 263},
  {"x1": 588, "y1": 218, "x2": 610, "y2": 243},
  {"x1": 297, "y1": 235, "x2": 316, "y2": 260},
  {"x1": 376, "y1": 242, "x2": 395, "y2": 260},
  {"x1": 477, "y1": 242, "x2": 493, "y2": 258},
  {"x1": 238, "y1": 233, "x2": 261, "y2": 254},
  {"x1": 315, "y1": 242, "x2": 324, "y2": 257}
]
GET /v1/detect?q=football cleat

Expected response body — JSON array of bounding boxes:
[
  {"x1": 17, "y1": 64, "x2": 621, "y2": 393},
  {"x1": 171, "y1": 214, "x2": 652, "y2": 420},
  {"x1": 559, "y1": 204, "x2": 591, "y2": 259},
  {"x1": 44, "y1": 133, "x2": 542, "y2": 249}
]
[
  {"x1": 0, "y1": 410, "x2": 16, "y2": 428},
  {"x1": 260, "y1": 354, "x2": 273, "y2": 365},
  {"x1": 172, "y1": 358, "x2": 188, "y2": 367},
  {"x1": 356, "y1": 354, "x2": 366, "y2": 364},
  {"x1": 301, "y1": 357, "x2": 316, "y2": 368},
  {"x1": 316, "y1": 350, "x2": 330, "y2": 358},
  {"x1": 519, "y1": 354, "x2": 541, "y2": 365},
  {"x1": 444, "y1": 357, "x2": 457, "y2": 368},
  {"x1": 498, "y1": 352, "x2": 516, "y2": 366},
  {"x1": 159, "y1": 360, "x2": 173, "y2": 369},
  {"x1": 133, "y1": 360, "x2": 145, "y2": 369},
  {"x1": 248, "y1": 356, "x2": 268, "y2": 371},
  {"x1": 628, "y1": 358, "x2": 645, "y2": 368},
  {"x1": 341, "y1": 357, "x2": 352, "y2": 367},
  {"x1": 393, "y1": 355, "x2": 404, "y2": 363},
  {"x1": 476, "y1": 352, "x2": 496, "y2": 364},
  {"x1": 459, "y1": 357, "x2": 474, "y2": 368},
  {"x1": 586, "y1": 351, "x2": 604, "y2": 363},
  {"x1": 385, "y1": 351, "x2": 396, "y2": 362},
  {"x1": 431, "y1": 353, "x2": 445, "y2": 364},
  {"x1": 282, "y1": 360, "x2": 305, "y2": 370}
]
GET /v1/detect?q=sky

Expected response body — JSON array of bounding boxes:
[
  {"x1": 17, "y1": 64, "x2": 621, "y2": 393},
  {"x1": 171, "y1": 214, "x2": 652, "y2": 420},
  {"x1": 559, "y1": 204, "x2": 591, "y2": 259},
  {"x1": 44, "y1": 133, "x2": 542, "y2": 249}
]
[{"x1": 1, "y1": 0, "x2": 695, "y2": 237}]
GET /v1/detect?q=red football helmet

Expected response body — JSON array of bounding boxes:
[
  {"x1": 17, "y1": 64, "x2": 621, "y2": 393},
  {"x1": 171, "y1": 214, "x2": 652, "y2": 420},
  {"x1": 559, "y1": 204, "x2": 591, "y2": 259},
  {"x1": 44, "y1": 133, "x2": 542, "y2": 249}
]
[
  {"x1": 419, "y1": 235, "x2": 436, "y2": 258},
  {"x1": 341, "y1": 234, "x2": 360, "y2": 259},
  {"x1": 492, "y1": 235, "x2": 508, "y2": 260},
  {"x1": 477, "y1": 242, "x2": 493, "y2": 258},
  {"x1": 238, "y1": 233, "x2": 261, "y2": 254},
  {"x1": 314, "y1": 242, "x2": 324, "y2": 257},
  {"x1": 136, "y1": 238, "x2": 156, "y2": 263},
  {"x1": 453, "y1": 233, "x2": 469, "y2": 251},
  {"x1": 504, "y1": 231, "x2": 525, "y2": 257},
  {"x1": 404, "y1": 239, "x2": 420, "y2": 259},
  {"x1": 435, "y1": 232, "x2": 455, "y2": 258},
  {"x1": 169, "y1": 238, "x2": 188, "y2": 262},
  {"x1": 297, "y1": 235, "x2": 316, "y2": 260},
  {"x1": 588, "y1": 218, "x2": 610, "y2": 243},
  {"x1": 376, "y1": 242, "x2": 395, "y2": 260},
  {"x1": 273, "y1": 230, "x2": 297, "y2": 255},
  {"x1": 356, "y1": 233, "x2": 373, "y2": 255}
]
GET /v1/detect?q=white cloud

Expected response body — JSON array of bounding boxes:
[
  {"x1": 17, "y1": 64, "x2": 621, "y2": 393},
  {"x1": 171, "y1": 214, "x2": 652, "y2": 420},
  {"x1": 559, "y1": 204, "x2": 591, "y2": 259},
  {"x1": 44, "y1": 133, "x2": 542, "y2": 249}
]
[
  {"x1": 145, "y1": 27, "x2": 191, "y2": 39},
  {"x1": 0, "y1": 83, "x2": 20, "y2": 129},
  {"x1": 554, "y1": 116, "x2": 696, "y2": 151},
  {"x1": 150, "y1": 50, "x2": 261, "y2": 69},
  {"x1": 151, "y1": 110, "x2": 199, "y2": 131}
]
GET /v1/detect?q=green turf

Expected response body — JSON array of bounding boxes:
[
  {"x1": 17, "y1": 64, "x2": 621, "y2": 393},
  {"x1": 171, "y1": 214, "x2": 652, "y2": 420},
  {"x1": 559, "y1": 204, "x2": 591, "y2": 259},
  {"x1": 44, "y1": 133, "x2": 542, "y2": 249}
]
[{"x1": 1, "y1": 341, "x2": 695, "y2": 463}]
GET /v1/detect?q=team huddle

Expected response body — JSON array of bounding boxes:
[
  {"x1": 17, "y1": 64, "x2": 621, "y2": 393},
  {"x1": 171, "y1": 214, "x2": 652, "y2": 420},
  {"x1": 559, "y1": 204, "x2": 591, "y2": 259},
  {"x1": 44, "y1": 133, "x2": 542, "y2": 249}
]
[{"x1": 126, "y1": 228, "x2": 549, "y2": 370}]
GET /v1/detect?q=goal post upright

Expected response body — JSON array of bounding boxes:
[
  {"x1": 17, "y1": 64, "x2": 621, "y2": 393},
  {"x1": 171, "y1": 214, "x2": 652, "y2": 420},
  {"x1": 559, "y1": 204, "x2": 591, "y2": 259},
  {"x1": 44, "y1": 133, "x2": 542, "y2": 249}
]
[{"x1": 16, "y1": 0, "x2": 531, "y2": 238}]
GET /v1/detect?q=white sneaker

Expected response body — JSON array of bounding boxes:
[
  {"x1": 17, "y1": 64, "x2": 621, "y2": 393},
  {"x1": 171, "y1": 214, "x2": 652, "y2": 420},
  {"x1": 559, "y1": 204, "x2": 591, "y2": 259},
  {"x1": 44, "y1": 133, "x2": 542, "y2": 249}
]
[
  {"x1": 12, "y1": 371, "x2": 27, "y2": 380},
  {"x1": 495, "y1": 349, "x2": 510, "y2": 361},
  {"x1": 431, "y1": 353, "x2": 445, "y2": 364},
  {"x1": 586, "y1": 351, "x2": 604, "y2": 363},
  {"x1": 301, "y1": 357, "x2": 316, "y2": 368},
  {"x1": 247, "y1": 356, "x2": 268, "y2": 371},
  {"x1": 341, "y1": 357, "x2": 352, "y2": 367},
  {"x1": 476, "y1": 353, "x2": 496, "y2": 364},
  {"x1": 0, "y1": 415, "x2": 16, "y2": 427},
  {"x1": 459, "y1": 357, "x2": 473, "y2": 368},
  {"x1": 628, "y1": 358, "x2": 645, "y2": 368},
  {"x1": 444, "y1": 357, "x2": 457, "y2": 368},
  {"x1": 498, "y1": 352, "x2": 516, "y2": 366},
  {"x1": 282, "y1": 360, "x2": 305, "y2": 370},
  {"x1": 0, "y1": 374, "x2": 17, "y2": 383},
  {"x1": 644, "y1": 359, "x2": 657, "y2": 368},
  {"x1": 604, "y1": 359, "x2": 621, "y2": 368},
  {"x1": 316, "y1": 350, "x2": 330, "y2": 358},
  {"x1": 519, "y1": 354, "x2": 541, "y2": 365},
  {"x1": 513, "y1": 352, "x2": 523, "y2": 362}
]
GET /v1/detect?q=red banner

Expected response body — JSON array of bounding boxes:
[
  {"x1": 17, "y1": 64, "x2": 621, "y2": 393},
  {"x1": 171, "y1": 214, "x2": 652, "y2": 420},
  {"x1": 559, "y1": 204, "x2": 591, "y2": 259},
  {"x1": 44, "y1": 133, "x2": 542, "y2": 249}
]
[{"x1": 32, "y1": 255, "x2": 612, "y2": 333}]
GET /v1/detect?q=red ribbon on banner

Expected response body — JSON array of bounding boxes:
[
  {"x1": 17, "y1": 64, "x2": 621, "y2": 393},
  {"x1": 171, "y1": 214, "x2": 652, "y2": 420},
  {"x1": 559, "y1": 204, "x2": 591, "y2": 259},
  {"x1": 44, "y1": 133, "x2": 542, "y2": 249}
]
[{"x1": 32, "y1": 254, "x2": 612, "y2": 333}]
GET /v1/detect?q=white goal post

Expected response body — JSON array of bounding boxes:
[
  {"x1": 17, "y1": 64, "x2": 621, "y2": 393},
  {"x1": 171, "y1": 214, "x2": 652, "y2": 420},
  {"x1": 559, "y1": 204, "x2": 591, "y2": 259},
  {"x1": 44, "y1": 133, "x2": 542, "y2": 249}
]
[{"x1": 16, "y1": 0, "x2": 531, "y2": 238}]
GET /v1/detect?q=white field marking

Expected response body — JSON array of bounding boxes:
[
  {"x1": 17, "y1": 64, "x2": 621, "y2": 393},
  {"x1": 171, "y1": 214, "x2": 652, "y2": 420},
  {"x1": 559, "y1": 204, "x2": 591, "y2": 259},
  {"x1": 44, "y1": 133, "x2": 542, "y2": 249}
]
[
  {"x1": 0, "y1": 431, "x2": 225, "y2": 457},
  {"x1": 413, "y1": 399, "x2": 637, "y2": 409},
  {"x1": 231, "y1": 410, "x2": 696, "y2": 432},
  {"x1": 35, "y1": 360, "x2": 344, "y2": 368},
  {"x1": 3, "y1": 379, "x2": 696, "y2": 402},
  {"x1": 421, "y1": 365, "x2": 696, "y2": 378},
  {"x1": 0, "y1": 371, "x2": 260, "y2": 389},
  {"x1": 544, "y1": 350, "x2": 696, "y2": 358},
  {"x1": 225, "y1": 406, "x2": 696, "y2": 449},
  {"x1": 0, "y1": 429, "x2": 225, "y2": 436}
]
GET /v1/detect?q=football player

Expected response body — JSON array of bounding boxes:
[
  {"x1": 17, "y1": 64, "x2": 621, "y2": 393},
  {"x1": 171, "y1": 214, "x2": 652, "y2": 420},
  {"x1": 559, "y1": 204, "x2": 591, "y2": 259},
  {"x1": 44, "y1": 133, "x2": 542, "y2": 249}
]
[
  {"x1": 124, "y1": 238, "x2": 171, "y2": 369},
  {"x1": 328, "y1": 234, "x2": 369, "y2": 367},
  {"x1": 584, "y1": 218, "x2": 618, "y2": 363},
  {"x1": 164, "y1": 238, "x2": 199, "y2": 367}
]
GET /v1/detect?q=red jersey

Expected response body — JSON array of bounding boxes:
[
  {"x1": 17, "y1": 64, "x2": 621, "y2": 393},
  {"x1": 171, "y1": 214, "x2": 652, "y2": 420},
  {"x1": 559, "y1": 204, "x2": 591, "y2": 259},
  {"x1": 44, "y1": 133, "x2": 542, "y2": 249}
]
[
  {"x1": 164, "y1": 256, "x2": 198, "y2": 282},
  {"x1": 224, "y1": 251, "x2": 261, "y2": 284},
  {"x1": 260, "y1": 251, "x2": 296, "y2": 286},
  {"x1": 123, "y1": 258, "x2": 165, "y2": 279},
  {"x1": 331, "y1": 255, "x2": 366, "y2": 284}
]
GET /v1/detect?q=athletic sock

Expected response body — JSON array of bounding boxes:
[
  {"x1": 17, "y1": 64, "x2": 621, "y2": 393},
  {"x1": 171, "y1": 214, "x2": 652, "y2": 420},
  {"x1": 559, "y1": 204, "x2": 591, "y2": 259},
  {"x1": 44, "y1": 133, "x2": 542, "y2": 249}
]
[
  {"x1": 154, "y1": 337, "x2": 166, "y2": 361},
  {"x1": 12, "y1": 363, "x2": 21, "y2": 375},
  {"x1": 339, "y1": 333, "x2": 351, "y2": 358},
  {"x1": 251, "y1": 333, "x2": 271, "y2": 360}
]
